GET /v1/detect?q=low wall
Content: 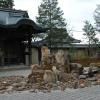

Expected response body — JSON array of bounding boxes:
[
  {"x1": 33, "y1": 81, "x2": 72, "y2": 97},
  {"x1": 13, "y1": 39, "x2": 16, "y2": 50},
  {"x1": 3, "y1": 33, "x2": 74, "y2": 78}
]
[{"x1": 73, "y1": 58, "x2": 100, "y2": 66}]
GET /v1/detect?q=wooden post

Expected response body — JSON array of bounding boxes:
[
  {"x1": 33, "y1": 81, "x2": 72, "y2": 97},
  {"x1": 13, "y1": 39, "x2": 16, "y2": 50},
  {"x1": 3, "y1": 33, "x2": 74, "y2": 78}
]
[{"x1": 28, "y1": 36, "x2": 32, "y2": 65}]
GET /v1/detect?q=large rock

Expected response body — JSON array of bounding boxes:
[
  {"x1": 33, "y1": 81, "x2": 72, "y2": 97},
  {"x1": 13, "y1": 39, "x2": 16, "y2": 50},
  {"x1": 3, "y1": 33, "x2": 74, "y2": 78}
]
[
  {"x1": 41, "y1": 46, "x2": 50, "y2": 62},
  {"x1": 52, "y1": 66, "x2": 61, "y2": 81},
  {"x1": 27, "y1": 70, "x2": 44, "y2": 83},
  {"x1": 89, "y1": 63, "x2": 99, "y2": 72},
  {"x1": 55, "y1": 50, "x2": 65, "y2": 65},
  {"x1": 83, "y1": 67, "x2": 90, "y2": 75},
  {"x1": 43, "y1": 70, "x2": 56, "y2": 83},
  {"x1": 69, "y1": 63, "x2": 83, "y2": 74},
  {"x1": 31, "y1": 64, "x2": 41, "y2": 72}
]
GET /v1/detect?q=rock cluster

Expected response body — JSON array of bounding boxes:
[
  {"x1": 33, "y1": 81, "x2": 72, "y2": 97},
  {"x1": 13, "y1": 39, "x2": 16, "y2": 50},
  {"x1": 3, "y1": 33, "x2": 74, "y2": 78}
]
[
  {"x1": 0, "y1": 72, "x2": 99, "y2": 93},
  {"x1": 0, "y1": 72, "x2": 99, "y2": 94},
  {"x1": 24, "y1": 46, "x2": 100, "y2": 92},
  {"x1": 0, "y1": 46, "x2": 100, "y2": 93}
]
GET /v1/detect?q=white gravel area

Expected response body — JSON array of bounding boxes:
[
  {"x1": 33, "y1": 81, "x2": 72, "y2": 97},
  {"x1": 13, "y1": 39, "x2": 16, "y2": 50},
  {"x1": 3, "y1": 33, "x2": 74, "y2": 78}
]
[
  {"x1": 0, "y1": 69, "x2": 30, "y2": 77},
  {"x1": 0, "y1": 85, "x2": 100, "y2": 100}
]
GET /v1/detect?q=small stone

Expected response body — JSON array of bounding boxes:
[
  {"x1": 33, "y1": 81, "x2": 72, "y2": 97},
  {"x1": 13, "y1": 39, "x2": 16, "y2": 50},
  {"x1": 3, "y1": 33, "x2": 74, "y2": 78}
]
[
  {"x1": 95, "y1": 79, "x2": 100, "y2": 85},
  {"x1": 7, "y1": 86, "x2": 13, "y2": 91},
  {"x1": 29, "y1": 89, "x2": 36, "y2": 93},
  {"x1": 79, "y1": 75, "x2": 86, "y2": 79},
  {"x1": 79, "y1": 83, "x2": 85, "y2": 88},
  {"x1": 88, "y1": 77, "x2": 97, "y2": 81},
  {"x1": 2, "y1": 81, "x2": 7, "y2": 84}
]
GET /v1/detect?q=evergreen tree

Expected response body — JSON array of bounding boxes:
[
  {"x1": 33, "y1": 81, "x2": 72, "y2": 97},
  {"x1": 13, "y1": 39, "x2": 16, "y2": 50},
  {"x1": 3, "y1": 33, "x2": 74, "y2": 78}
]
[
  {"x1": 83, "y1": 20, "x2": 97, "y2": 44},
  {"x1": 36, "y1": 0, "x2": 69, "y2": 47},
  {"x1": 83, "y1": 20, "x2": 98, "y2": 56},
  {"x1": 0, "y1": 0, "x2": 14, "y2": 8},
  {"x1": 94, "y1": 5, "x2": 100, "y2": 31}
]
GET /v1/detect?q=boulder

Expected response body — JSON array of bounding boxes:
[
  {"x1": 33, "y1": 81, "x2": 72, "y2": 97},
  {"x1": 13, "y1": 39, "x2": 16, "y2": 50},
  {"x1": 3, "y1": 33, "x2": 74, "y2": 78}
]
[{"x1": 43, "y1": 70, "x2": 56, "y2": 83}]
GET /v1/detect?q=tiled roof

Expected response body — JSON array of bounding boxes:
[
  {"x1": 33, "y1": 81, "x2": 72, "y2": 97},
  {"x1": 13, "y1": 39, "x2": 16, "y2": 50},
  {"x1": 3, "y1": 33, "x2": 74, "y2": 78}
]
[{"x1": 0, "y1": 8, "x2": 46, "y2": 33}]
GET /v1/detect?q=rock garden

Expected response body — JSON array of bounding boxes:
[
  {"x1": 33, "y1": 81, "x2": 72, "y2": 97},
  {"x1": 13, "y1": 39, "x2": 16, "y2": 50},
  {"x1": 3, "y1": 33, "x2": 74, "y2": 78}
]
[{"x1": 0, "y1": 46, "x2": 100, "y2": 93}]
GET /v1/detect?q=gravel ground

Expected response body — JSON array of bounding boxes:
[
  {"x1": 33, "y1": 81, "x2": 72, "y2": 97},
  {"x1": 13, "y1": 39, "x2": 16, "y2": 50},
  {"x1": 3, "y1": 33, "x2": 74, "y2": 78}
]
[
  {"x1": 0, "y1": 69, "x2": 30, "y2": 77},
  {"x1": 0, "y1": 85, "x2": 100, "y2": 100}
]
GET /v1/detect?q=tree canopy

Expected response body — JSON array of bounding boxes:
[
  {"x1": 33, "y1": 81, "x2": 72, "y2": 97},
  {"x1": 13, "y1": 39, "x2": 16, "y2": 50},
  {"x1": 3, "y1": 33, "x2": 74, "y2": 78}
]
[
  {"x1": 94, "y1": 4, "x2": 100, "y2": 32},
  {"x1": 83, "y1": 20, "x2": 98, "y2": 44},
  {"x1": 83, "y1": 20, "x2": 99, "y2": 56},
  {"x1": 36, "y1": 0, "x2": 69, "y2": 47},
  {"x1": 0, "y1": 0, "x2": 14, "y2": 8}
]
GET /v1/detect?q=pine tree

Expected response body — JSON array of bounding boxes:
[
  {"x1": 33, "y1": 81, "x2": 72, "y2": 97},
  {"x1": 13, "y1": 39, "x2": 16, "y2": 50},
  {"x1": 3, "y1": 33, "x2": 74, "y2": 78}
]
[
  {"x1": 94, "y1": 5, "x2": 100, "y2": 31},
  {"x1": 83, "y1": 20, "x2": 98, "y2": 56},
  {"x1": 7, "y1": 0, "x2": 14, "y2": 8},
  {"x1": 0, "y1": 0, "x2": 14, "y2": 8},
  {"x1": 36, "y1": 0, "x2": 69, "y2": 47},
  {"x1": 83, "y1": 20, "x2": 98, "y2": 44}
]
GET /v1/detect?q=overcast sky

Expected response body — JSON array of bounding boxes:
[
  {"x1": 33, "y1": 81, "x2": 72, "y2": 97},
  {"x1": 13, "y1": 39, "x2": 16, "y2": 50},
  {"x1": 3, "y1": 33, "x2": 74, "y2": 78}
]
[{"x1": 14, "y1": 0, "x2": 100, "y2": 43}]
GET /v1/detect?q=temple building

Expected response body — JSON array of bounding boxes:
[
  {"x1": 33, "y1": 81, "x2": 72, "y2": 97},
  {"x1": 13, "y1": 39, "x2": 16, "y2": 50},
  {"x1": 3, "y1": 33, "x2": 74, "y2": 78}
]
[{"x1": 0, "y1": 8, "x2": 46, "y2": 66}]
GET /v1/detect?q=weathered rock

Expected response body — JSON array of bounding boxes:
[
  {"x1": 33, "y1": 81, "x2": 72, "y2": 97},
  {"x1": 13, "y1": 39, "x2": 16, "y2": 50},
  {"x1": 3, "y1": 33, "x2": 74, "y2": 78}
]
[
  {"x1": 52, "y1": 66, "x2": 61, "y2": 81},
  {"x1": 95, "y1": 79, "x2": 100, "y2": 85},
  {"x1": 31, "y1": 64, "x2": 41, "y2": 71},
  {"x1": 0, "y1": 86, "x2": 7, "y2": 90},
  {"x1": 70, "y1": 63, "x2": 83, "y2": 73},
  {"x1": 28, "y1": 70, "x2": 44, "y2": 83},
  {"x1": 58, "y1": 82, "x2": 67, "y2": 91},
  {"x1": 42, "y1": 64, "x2": 53, "y2": 70},
  {"x1": 43, "y1": 70, "x2": 56, "y2": 83},
  {"x1": 41, "y1": 46, "x2": 50, "y2": 60},
  {"x1": 55, "y1": 50, "x2": 65, "y2": 65},
  {"x1": 79, "y1": 83, "x2": 85, "y2": 88},
  {"x1": 57, "y1": 64, "x2": 67, "y2": 73},
  {"x1": 79, "y1": 75, "x2": 87, "y2": 79},
  {"x1": 59, "y1": 73, "x2": 78, "y2": 82},
  {"x1": 41, "y1": 46, "x2": 52, "y2": 66},
  {"x1": 91, "y1": 66, "x2": 99, "y2": 74},
  {"x1": 87, "y1": 77, "x2": 97, "y2": 81},
  {"x1": 73, "y1": 81, "x2": 78, "y2": 89},
  {"x1": 59, "y1": 73, "x2": 70, "y2": 82},
  {"x1": 90, "y1": 63, "x2": 100, "y2": 67},
  {"x1": 7, "y1": 86, "x2": 13, "y2": 91},
  {"x1": 83, "y1": 67, "x2": 90, "y2": 75},
  {"x1": 27, "y1": 73, "x2": 36, "y2": 83}
]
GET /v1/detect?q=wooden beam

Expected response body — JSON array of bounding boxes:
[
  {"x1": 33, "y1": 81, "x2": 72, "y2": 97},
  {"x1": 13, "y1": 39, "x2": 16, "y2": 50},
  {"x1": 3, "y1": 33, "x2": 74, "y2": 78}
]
[{"x1": 28, "y1": 35, "x2": 32, "y2": 65}]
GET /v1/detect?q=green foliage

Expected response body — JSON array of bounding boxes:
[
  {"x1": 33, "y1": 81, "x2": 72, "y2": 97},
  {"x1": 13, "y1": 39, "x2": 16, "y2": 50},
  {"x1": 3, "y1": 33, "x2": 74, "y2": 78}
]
[
  {"x1": 83, "y1": 20, "x2": 99, "y2": 56},
  {"x1": 94, "y1": 5, "x2": 100, "y2": 31},
  {"x1": 0, "y1": 0, "x2": 14, "y2": 8},
  {"x1": 36, "y1": 0, "x2": 69, "y2": 47},
  {"x1": 32, "y1": 33, "x2": 47, "y2": 42},
  {"x1": 83, "y1": 20, "x2": 98, "y2": 44}
]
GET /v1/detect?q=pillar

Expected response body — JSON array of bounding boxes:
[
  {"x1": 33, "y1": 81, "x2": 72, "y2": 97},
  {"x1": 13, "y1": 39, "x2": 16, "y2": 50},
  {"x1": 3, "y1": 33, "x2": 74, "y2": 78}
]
[{"x1": 28, "y1": 36, "x2": 32, "y2": 65}]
